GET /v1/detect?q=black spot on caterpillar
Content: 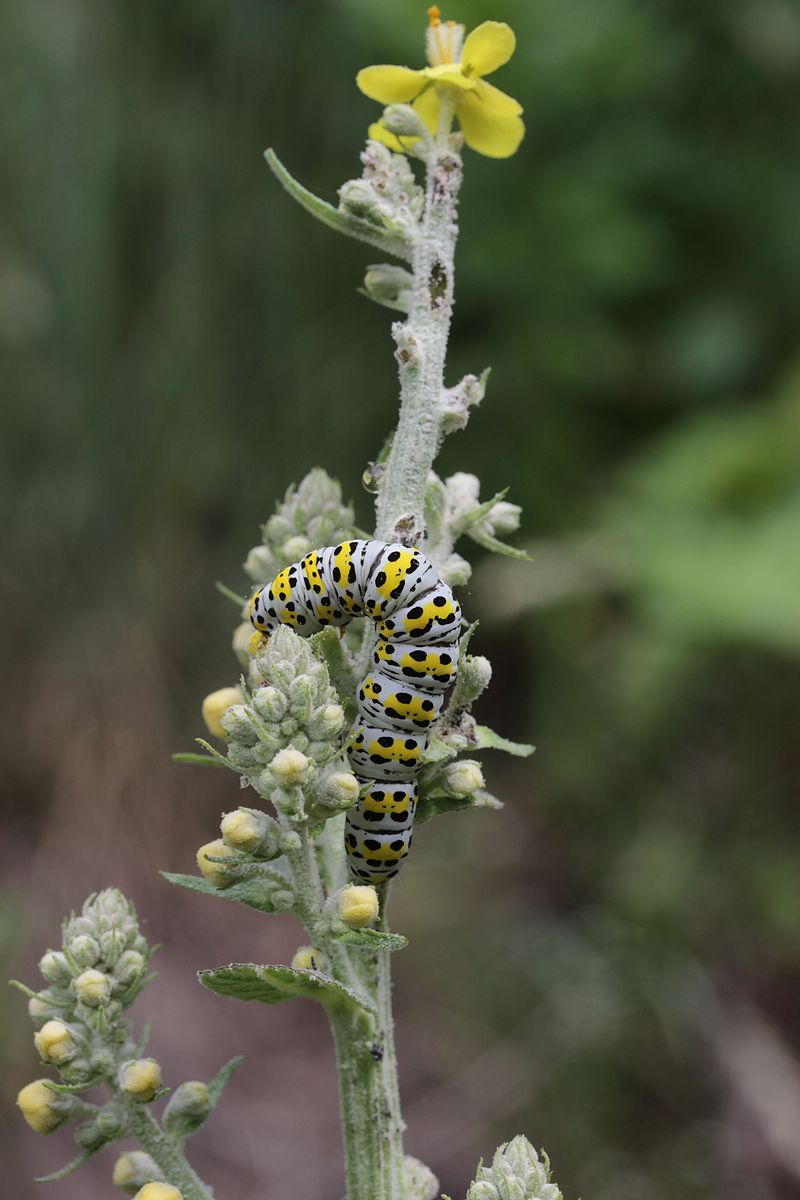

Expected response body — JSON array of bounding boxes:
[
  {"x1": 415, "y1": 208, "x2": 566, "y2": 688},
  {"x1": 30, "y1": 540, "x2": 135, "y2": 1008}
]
[{"x1": 249, "y1": 540, "x2": 462, "y2": 883}]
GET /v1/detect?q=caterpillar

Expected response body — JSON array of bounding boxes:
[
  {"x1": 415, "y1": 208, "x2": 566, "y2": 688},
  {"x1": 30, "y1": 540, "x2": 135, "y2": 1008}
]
[{"x1": 248, "y1": 540, "x2": 462, "y2": 884}]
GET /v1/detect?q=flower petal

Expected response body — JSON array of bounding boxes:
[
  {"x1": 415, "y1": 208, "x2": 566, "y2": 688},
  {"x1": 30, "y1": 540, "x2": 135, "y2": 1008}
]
[
  {"x1": 357, "y1": 65, "x2": 426, "y2": 104},
  {"x1": 412, "y1": 87, "x2": 441, "y2": 135},
  {"x1": 473, "y1": 78, "x2": 522, "y2": 117},
  {"x1": 461, "y1": 21, "x2": 516, "y2": 78},
  {"x1": 423, "y1": 64, "x2": 477, "y2": 90},
  {"x1": 367, "y1": 122, "x2": 410, "y2": 154},
  {"x1": 457, "y1": 90, "x2": 525, "y2": 158}
]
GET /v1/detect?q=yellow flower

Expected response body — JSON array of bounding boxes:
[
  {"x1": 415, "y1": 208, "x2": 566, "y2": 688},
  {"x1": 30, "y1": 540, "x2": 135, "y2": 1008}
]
[
  {"x1": 196, "y1": 839, "x2": 237, "y2": 889},
  {"x1": 201, "y1": 686, "x2": 242, "y2": 739},
  {"x1": 134, "y1": 1186, "x2": 183, "y2": 1200},
  {"x1": 357, "y1": 6, "x2": 523, "y2": 159},
  {"x1": 119, "y1": 1058, "x2": 162, "y2": 1102},
  {"x1": 334, "y1": 885, "x2": 380, "y2": 929},
  {"x1": 34, "y1": 1020, "x2": 76, "y2": 1065},
  {"x1": 17, "y1": 1079, "x2": 69, "y2": 1134}
]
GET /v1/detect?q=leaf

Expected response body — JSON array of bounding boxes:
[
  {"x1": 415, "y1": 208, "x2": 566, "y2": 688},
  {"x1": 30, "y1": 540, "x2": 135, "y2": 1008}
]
[
  {"x1": 172, "y1": 752, "x2": 227, "y2": 768},
  {"x1": 420, "y1": 735, "x2": 459, "y2": 767},
  {"x1": 161, "y1": 872, "x2": 287, "y2": 915},
  {"x1": 35, "y1": 1152, "x2": 92, "y2": 1183},
  {"x1": 416, "y1": 787, "x2": 503, "y2": 825},
  {"x1": 206, "y1": 1055, "x2": 244, "y2": 1108},
  {"x1": 215, "y1": 580, "x2": 247, "y2": 608},
  {"x1": 265, "y1": 149, "x2": 412, "y2": 262},
  {"x1": 199, "y1": 963, "x2": 376, "y2": 1017},
  {"x1": 312, "y1": 627, "x2": 357, "y2": 707},
  {"x1": 473, "y1": 725, "x2": 535, "y2": 757},
  {"x1": 332, "y1": 927, "x2": 407, "y2": 952},
  {"x1": 467, "y1": 525, "x2": 531, "y2": 561},
  {"x1": 9, "y1": 978, "x2": 36, "y2": 999}
]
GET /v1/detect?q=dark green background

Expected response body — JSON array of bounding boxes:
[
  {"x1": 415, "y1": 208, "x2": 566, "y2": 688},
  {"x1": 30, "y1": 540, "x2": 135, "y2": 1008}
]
[{"x1": 3, "y1": 2, "x2": 800, "y2": 1198}]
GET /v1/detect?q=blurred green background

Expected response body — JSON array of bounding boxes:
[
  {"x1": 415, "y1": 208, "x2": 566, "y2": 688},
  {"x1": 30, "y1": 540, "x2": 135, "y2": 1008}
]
[{"x1": 3, "y1": 0, "x2": 800, "y2": 1197}]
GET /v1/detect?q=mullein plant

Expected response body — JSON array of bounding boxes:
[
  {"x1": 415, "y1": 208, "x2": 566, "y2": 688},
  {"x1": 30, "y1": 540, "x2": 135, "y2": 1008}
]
[{"x1": 15, "y1": 10, "x2": 564, "y2": 1200}]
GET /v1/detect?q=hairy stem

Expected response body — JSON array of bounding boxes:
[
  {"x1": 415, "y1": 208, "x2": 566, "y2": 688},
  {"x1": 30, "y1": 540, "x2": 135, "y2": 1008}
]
[
  {"x1": 124, "y1": 1100, "x2": 213, "y2": 1200},
  {"x1": 376, "y1": 102, "x2": 462, "y2": 544}
]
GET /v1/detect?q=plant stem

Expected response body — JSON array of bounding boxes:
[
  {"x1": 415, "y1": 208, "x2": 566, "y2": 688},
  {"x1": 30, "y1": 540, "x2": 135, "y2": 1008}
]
[
  {"x1": 124, "y1": 1100, "x2": 213, "y2": 1200},
  {"x1": 375, "y1": 103, "x2": 462, "y2": 544}
]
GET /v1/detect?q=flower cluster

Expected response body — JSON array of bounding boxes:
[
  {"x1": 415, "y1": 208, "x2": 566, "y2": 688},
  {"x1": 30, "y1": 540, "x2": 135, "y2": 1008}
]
[
  {"x1": 339, "y1": 140, "x2": 424, "y2": 240},
  {"x1": 464, "y1": 1136, "x2": 562, "y2": 1200},
  {"x1": 243, "y1": 468, "x2": 356, "y2": 588},
  {"x1": 15, "y1": 890, "x2": 232, "y2": 1197}
]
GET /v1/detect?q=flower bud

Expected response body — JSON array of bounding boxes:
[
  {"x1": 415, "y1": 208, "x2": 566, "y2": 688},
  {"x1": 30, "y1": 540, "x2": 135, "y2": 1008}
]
[
  {"x1": 201, "y1": 687, "x2": 242, "y2": 739},
  {"x1": 17, "y1": 1080, "x2": 72, "y2": 1134},
  {"x1": 324, "y1": 771, "x2": 360, "y2": 808},
  {"x1": 466, "y1": 1136, "x2": 561, "y2": 1200},
  {"x1": 244, "y1": 544, "x2": 275, "y2": 583},
  {"x1": 309, "y1": 703, "x2": 346, "y2": 739},
  {"x1": 163, "y1": 1081, "x2": 211, "y2": 1135},
  {"x1": 291, "y1": 945, "x2": 329, "y2": 972},
  {"x1": 68, "y1": 933, "x2": 101, "y2": 969},
  {"x1": 119, "y1": 1058, "x2": 162, "y2": 1102},
  {"x1": 381, "y1": 104, "x2": 429, "y2": 139},
  {"x1": 28, "y1": 994, "x2": 62, "y2": 1025},
  {"x1": 196, "y1": 840, "x2": 237, "y2": 889},
  {"x1": 219, "y1": 704, "x2": 258, "y2": 746},
  {"x1": 442, "y1": 760, "x2": 484, "y2": 797},
  {"x1": 114, "y1": 949, "x2": 146, "y2": 987},
  {"x1": 363, "y1": 263, "x2": 414, "y2": 311},
  {"x1": 39, "y1": 950, "x2": 71, "y2": 986},
  {"x1": 76, "y1": 1105, "x2": 124, "y2": 1150},
  {"x1": 282, "y1": 534, "x2": 310, "y2": 561},
  {"x1": 232, "y1": 621, "x2": 255, "y2": 667},
  {"x1": 270, "y1": 747, "x2": 309, "y2": 785},
  {"x1": 112, "y1": 1151, "x2": 163, "y2": 1193},
  {"x1": 220, "y1": 807, "x2": 262, "y2": 851},
  {"x1": 334, "y1": 885, "x2": 379, "y2": 929},
  {"x1": 75, "y1": 968, "x2": 111, "y2": 1007},
  {"x1": 34, "y1": 1020, "x2": 77, "y2": 1065},
  {"x1": 133, "y1": 1185, "x2": 183, "y2": 1200},
  {"x1": 252, "y1": 685, "x2": 288, "y2": 723}
]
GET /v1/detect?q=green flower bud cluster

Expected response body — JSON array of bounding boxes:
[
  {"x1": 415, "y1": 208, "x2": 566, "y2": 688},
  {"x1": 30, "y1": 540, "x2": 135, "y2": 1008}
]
[
  {"x1": 243, "y1": 468, "x2": 355, "y2": 585},
  {"x1": 221, "y1": 626, "x2": 357, "y2": 825},
  {"x1": 465, "y1": 1137, "x2": 562, "y2": 1200},
  {"x1": 339, "y1": 140, "x2": 423, "y2": 241}
]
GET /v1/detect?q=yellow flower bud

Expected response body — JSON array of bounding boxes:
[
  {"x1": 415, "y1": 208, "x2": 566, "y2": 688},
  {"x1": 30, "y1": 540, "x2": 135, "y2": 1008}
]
[
  {"x1": 17, "y1": 1079, "x2": 69, "y2": 1134},
  {"x1": 119, "y1": 1058, "x2": 162, "y2": 1102},
  {"x1": 335, "y1": 885, "x2": 379, "y2": 929},
  {"x1": 220, "y1": 808, "x2": 263, "y2": 852},
  {"x1": 34, "y1": 1020, "x2": 76, "y2": 1065},
  {"x1": 112, "y1": 1150, "x2": 162, "y2": 1193},
  {"x1": 133, "y1": 1185, "x2": 183, "y2": 1200},
  {"x1": 196, "y1": 839, "x2": 236, "y2": 889},
  {"x1": 232, "y1": 621, "x2": 254, "y2": 666},
  {"x1": 291, "y1": 945, "x2": 328, "y2": 972},
  {"x1": 269, "y1": 747, "x2": 309, "y2": 784},
  {"x1": 28, "y1": 995, "x2": 57, "y2": 1023},
  {"x1": 201, "y1": 687, "x2": 242, "y2": 739},
  {"x1": 75, "y1": 968, "x2": 111, "y2": 1007},
  {"x1": 442, "y1": 759, "x2": 485, "y2": 796},
  {"x1": 325, "y1": 771, "x2": 360, "y2": 806}
]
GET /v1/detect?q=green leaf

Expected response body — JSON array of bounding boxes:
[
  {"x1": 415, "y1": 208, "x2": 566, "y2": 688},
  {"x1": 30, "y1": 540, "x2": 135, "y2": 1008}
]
[
  {"x1": 199, "y1": 963, "x2": 376, "y2": 1016},
  {"x1": 215, "y1": 580, "x2": 247, "y2": 608},
  {"x1": 161, "y1": 872, "x2": 287, "y2": 915},
  {"x1": 172, "y1": 752, "x2": 226, "y2": 768},
  {"x1": 467, "y1": 525, "x2": 531, "y2": 560},
  {"x1": 9, "y1": 978, "x2": 36, "y2": 999},
  {"x1": 473, "y1": 725, "x2": 535, "y2": 757},
  {"x1": 332, "y1": 927, "x2": 407, "y2": 952},
  {"x1": 265, "y1": 149, "x2": 412, "y2": 261},
  {"x1": 35, "y1": 1152, "x2": 92, "y2": 1183},
  {"x1": 206, "y1": 1055, "x2": 244, "y2": 1108},
  {"x1": 421, "y1": 735, "x2": 459, "y2": 767},
  {"x1": 416, "y1": 787, "x2": 503, "y2": 824},
  {"x1": 312, "y1": 627, "x2": 357, "y2": 708}
]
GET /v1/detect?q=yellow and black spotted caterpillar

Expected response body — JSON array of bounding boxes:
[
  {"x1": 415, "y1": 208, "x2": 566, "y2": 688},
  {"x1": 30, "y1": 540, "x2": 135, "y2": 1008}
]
[{"x1": 249, "y1": 540, "x2": 462, "y2": 884}]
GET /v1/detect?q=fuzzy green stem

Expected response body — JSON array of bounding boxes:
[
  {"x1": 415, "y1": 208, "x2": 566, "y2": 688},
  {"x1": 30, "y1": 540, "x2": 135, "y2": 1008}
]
[
  {"x1": 375, "y1": 99, "x2": 462, "y2": 544},
  {"x1": 124, "y1": 1099, "x2": 213, "y2": 1200}
]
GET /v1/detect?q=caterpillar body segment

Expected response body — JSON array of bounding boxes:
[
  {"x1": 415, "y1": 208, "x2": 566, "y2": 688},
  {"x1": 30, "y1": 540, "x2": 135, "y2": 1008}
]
[{"x1": 250, "y1": 540, "x2": 462, "y2": 883}]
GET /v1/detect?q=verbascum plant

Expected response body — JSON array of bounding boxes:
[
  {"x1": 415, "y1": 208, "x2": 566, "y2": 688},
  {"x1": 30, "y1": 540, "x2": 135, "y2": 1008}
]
[{"x1": 16, "y1": 9, "x2": 565, "y2": 1199}]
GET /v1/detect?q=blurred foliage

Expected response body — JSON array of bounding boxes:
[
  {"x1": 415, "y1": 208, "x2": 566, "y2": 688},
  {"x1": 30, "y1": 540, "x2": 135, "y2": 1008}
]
[{"x1": 3, "y1": 1, "x2": 800, "y2": 1199}]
